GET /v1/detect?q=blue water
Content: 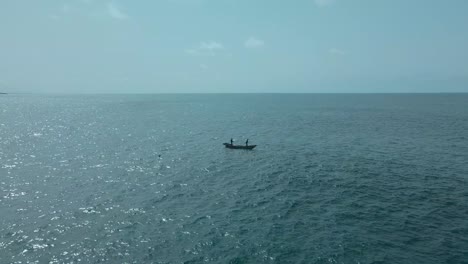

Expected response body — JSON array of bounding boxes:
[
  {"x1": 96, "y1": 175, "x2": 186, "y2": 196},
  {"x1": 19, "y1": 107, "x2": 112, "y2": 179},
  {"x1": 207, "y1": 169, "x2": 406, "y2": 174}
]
[{"x1": 1, "y1": 94, "x2": 467, "y2": 263}]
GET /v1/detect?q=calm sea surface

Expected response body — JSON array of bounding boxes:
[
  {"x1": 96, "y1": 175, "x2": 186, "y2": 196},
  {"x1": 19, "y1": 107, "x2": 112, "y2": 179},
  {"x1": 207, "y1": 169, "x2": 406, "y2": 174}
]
[{"x1": 1, "y1": 94, "x2": 467, "y2": 264}]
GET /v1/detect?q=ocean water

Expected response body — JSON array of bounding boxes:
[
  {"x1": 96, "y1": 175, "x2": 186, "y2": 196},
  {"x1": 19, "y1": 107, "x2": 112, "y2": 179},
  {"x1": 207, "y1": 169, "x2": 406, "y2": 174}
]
[{"x1": 0, "y1": 94, "x2": 467, "y2": 264}]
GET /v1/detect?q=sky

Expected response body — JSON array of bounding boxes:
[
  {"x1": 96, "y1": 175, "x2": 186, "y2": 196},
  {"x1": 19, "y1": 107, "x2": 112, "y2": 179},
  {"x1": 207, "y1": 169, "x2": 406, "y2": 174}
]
[{"x1": 1, "y1": 0, "x2": 468, "y2": 93}]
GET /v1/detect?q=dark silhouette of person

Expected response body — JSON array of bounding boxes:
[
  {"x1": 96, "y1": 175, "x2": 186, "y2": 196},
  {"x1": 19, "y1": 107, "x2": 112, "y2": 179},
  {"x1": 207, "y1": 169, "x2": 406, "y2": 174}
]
[
  {"x1": 230, "y1": 138, "x2": 233, "y2": 145},
  {"x1": 245, "y1": 139, "x2": 249, "y2": 146}
]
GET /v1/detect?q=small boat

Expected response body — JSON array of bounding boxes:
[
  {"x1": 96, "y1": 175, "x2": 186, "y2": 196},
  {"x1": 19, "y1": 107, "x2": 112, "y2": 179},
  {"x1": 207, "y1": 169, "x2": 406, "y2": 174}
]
[{"x1": 223, "y1": 143, "x2": 256, "y2": 150}]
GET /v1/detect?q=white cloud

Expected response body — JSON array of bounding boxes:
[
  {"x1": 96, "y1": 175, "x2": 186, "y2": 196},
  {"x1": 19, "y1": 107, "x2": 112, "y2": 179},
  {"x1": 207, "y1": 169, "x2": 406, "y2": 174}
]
[
  {"x1": 107, "y1": 3, "x2": 128, "y2": 20},
  {"x1": 329, "y1": 48, "x2": 345, "y2": 55},
  {"x1": 314, "y1": 0, "x2": 335, "y2": 7},
  {"x1": 168, "y1": 0, "x2": 206, "y2": 5},
  {"x1": 244, "y1": 37, "x2": 264, "y2": 48},
  {"x1": 200, "y1": 41, "x2": 224, "y2": 51},
  {"x1": 185, "y1": 49, "x2": 199, "y2": 56},
  {"x1": 185, "y1": 41, "x2": 225, "y2": 56},
  {"x1": 48, "y1": 4, "x2": 70, "y2": 21},
  {"x1": 62, "y1": 3, "x2": 71, "y2": 13},
  {"x1": 49, "y1": 14, "x2": 60, "y2": 20}
]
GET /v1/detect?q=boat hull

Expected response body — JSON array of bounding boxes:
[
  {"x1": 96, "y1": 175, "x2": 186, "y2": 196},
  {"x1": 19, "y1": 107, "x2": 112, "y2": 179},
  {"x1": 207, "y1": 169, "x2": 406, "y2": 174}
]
[{"x1": 223, "y1": 143, "x2": 256, "y2": 150}]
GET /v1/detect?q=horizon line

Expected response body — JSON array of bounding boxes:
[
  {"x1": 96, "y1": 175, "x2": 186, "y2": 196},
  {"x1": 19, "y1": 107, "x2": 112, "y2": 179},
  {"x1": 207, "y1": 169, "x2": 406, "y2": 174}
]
[{"x1": 2, "y1": 92, "x2": 468, "y2": 95}]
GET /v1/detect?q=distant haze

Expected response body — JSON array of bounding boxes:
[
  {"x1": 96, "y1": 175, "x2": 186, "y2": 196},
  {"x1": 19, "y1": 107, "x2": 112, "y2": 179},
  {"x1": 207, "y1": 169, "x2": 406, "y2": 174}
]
[{"x1": 1, "y1": 0, "x2": 468, "y2": 93}]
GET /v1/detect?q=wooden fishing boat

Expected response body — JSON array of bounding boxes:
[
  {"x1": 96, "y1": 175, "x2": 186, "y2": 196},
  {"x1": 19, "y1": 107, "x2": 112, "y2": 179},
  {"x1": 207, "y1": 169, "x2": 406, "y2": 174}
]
[{"x1": 223, "y1": 143, "x2": 256, "y2": 150}]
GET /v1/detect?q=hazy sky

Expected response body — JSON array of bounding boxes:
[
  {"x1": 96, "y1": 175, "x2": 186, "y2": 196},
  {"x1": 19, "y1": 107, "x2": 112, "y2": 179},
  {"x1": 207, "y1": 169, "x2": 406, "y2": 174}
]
[{"x1": 1, "y1": 0, "x2": 468, "y2": 93}]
